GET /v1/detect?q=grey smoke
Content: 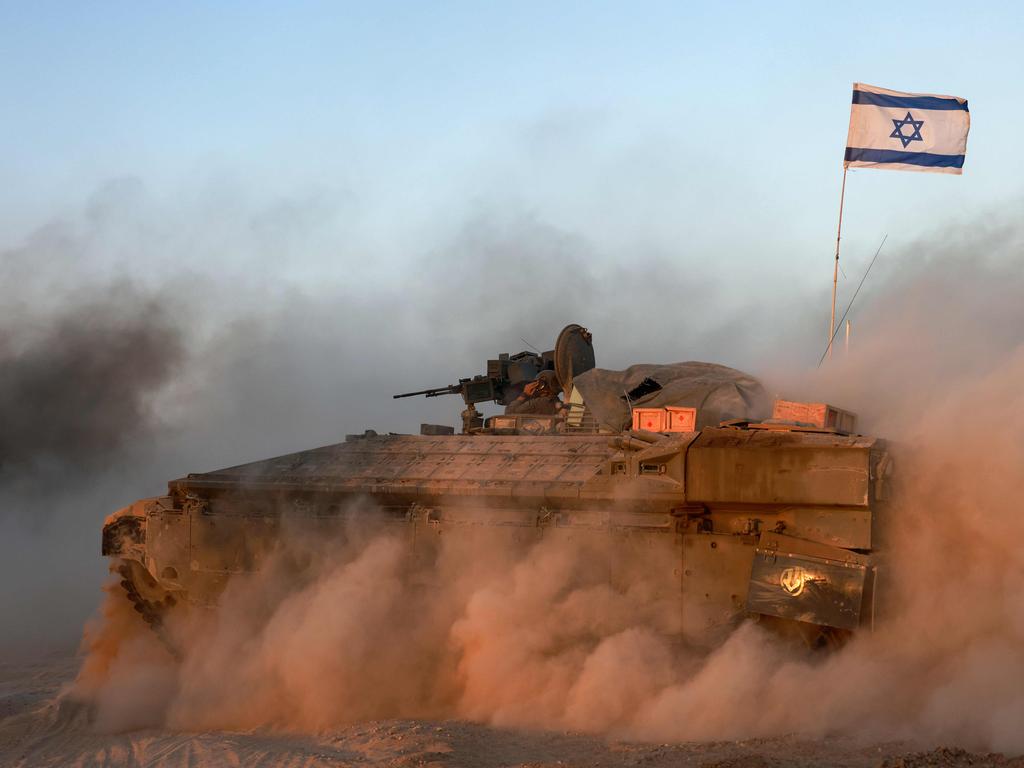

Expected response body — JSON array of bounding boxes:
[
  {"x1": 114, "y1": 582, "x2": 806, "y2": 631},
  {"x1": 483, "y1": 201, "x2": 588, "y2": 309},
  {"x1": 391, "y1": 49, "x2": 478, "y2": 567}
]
[{"x1": 0, "y1": 288, "x2": 184, "y2": 484}]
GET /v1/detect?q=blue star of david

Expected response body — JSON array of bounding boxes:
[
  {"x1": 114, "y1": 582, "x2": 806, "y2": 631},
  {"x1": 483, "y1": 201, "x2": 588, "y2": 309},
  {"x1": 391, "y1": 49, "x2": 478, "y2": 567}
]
[{"x1": 890, "y1": 111, "x2": 924, "y2": 148}]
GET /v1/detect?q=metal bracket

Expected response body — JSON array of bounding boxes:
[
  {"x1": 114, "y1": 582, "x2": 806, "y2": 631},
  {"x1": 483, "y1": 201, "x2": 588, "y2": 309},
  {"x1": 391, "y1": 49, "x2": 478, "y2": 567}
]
[
  {"x1": 536, "y1": 506, "x2": 557, "y2": 527},
  {"x1": 183, "y1": 496, "x2": 210, "y2": 516},
  {"x1": 406, "y1": 503, "x2": 441, "y2": 525}
]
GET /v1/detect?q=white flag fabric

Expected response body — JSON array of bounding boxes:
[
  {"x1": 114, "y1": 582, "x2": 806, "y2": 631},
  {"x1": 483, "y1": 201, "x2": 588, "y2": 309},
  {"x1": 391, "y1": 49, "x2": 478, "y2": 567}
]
[{"x1": 845, "y1": 82, "x2": 970, "y2": 174}]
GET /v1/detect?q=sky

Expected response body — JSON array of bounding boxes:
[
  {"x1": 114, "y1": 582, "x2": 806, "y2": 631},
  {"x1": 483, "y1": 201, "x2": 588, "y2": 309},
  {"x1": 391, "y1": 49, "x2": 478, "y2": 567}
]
[{"x1": 2, "y1": 1, "x2": 1021, "y2": 294}]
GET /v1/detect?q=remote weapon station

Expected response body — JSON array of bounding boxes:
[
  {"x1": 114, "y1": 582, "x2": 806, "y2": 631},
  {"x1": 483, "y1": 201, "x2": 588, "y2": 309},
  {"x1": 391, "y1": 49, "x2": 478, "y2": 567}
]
[{"x1": 103, "y1": 324, "x2": 890, "y2": 649}]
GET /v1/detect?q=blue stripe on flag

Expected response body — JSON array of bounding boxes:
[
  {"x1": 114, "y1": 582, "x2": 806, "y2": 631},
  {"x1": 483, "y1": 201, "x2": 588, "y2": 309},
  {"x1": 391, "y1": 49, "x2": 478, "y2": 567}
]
[
  {"x1": 851, "y1": 90, "x2": 969, "y2": 112},
  {"x1": 845, "y1": 147, "x2": 965, "y2": 168}
]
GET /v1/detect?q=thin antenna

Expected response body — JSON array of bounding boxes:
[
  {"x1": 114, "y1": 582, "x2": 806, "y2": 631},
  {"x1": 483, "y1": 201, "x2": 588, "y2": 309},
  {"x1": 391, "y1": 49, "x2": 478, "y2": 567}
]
[
  {"x1": 828, "y1": 167, "x2": 849, "y2": 359},
  {"x1": 818, "y1": 234, "x2": 888, "y2": 368},
  {"x1": 520, "y1": 337, "x2": 541, "y2": 353}
]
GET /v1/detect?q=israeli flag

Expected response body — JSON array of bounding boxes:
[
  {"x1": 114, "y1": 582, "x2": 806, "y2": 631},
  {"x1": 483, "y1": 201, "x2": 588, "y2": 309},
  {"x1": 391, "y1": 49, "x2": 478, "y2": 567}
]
[{"x1": 845, "y1": 83, "x2": 970, "y2": 174}]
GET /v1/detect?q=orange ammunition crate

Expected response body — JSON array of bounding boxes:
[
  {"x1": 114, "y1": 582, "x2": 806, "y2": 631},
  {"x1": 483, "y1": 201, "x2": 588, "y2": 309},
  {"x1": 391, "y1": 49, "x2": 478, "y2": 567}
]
[
  {"x1": 632, "y1": 407, "x2": 666, "y2": 432},
  {"x1": 631, "y1": 406, "x2": 697, "y2": 433},
  {"x1": 665, "y1": 406, "x2": 697, "y2": 432},
  {"x1": 772, "y1": 399, "x2": 857, "y2": 433}
]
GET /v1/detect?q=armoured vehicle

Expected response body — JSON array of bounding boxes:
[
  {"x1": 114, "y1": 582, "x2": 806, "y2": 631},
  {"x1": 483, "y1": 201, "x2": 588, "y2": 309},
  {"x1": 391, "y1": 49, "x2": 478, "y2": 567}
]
[{"x1": 103, "y1": 324, "x2": 891, "y2": 649}]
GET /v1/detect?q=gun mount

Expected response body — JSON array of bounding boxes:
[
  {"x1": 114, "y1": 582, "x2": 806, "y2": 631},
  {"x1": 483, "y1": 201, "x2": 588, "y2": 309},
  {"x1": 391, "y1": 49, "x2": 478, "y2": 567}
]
[{"x1": 393, "y1": 324, "x2": 597, "y2": 433}]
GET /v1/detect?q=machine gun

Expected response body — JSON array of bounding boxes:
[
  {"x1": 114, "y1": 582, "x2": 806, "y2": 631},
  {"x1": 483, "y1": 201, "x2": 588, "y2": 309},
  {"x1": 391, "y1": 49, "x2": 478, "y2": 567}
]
[
  {"x1": 391, "y1": 324, "x2": 596, "y2": 434},
  {"x1": 393, "y1": 383, "x2": 464, "y2": 400},
  {"x1": 393, "y1": 375, "x2": 499, "y2": 404},
  {"x1": 394, "y1": 372, "x2": 523, "y2": 433}
]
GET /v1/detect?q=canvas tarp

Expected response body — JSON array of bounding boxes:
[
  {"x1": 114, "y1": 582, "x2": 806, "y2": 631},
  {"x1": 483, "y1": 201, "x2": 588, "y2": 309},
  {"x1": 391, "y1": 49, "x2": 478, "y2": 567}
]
[{"x1": 572, "y1": 361, "x2": 770, "y2": 431}]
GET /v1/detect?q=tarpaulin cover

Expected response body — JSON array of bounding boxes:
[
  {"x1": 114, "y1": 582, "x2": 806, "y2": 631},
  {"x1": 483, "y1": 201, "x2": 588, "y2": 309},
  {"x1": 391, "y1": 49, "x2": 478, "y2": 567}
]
[{"x1": 573, "y1": 361, "x2": 770, "y2": 431}]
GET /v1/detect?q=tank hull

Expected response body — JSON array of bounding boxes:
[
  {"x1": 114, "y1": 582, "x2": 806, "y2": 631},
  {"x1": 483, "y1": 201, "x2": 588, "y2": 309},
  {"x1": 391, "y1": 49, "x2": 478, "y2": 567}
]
[{"x1": 103, "y1": 426, "x2": 889, "y2": 646}]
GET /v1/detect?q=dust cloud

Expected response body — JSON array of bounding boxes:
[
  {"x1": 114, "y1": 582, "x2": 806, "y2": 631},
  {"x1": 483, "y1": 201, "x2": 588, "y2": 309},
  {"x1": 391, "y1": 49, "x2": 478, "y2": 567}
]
[
  {"x1": 4, "y1": 172, "x2": 1023, "y2": 752},
  {"x1": 70, "y1": 212, "x2": 1024, "y2": 753}
]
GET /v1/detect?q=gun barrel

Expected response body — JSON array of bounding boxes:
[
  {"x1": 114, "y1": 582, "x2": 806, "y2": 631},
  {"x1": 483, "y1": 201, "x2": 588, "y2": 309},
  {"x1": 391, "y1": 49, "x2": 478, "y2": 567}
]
[{"x1": 393, "y1": 385, "x2": 460, "y2": 399}]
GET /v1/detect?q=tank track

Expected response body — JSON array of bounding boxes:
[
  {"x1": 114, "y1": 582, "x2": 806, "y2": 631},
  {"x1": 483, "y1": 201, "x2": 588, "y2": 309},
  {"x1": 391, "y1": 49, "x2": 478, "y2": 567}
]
[{"x1": 115, "y1": 560, "x2": 181, "y2": 657}]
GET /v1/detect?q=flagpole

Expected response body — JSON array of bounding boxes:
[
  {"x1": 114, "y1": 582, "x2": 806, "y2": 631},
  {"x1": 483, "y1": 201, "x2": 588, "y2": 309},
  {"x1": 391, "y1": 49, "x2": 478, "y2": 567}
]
[{"x1": 828, "y1": 166, "x2": 849, "y2": 359}]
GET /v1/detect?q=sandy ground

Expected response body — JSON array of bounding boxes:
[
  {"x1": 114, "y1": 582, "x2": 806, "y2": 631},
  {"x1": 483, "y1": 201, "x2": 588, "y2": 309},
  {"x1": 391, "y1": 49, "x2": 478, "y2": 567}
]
[{"x1": 1, "y1": 655, "x2": 1021, "y2": 768}]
